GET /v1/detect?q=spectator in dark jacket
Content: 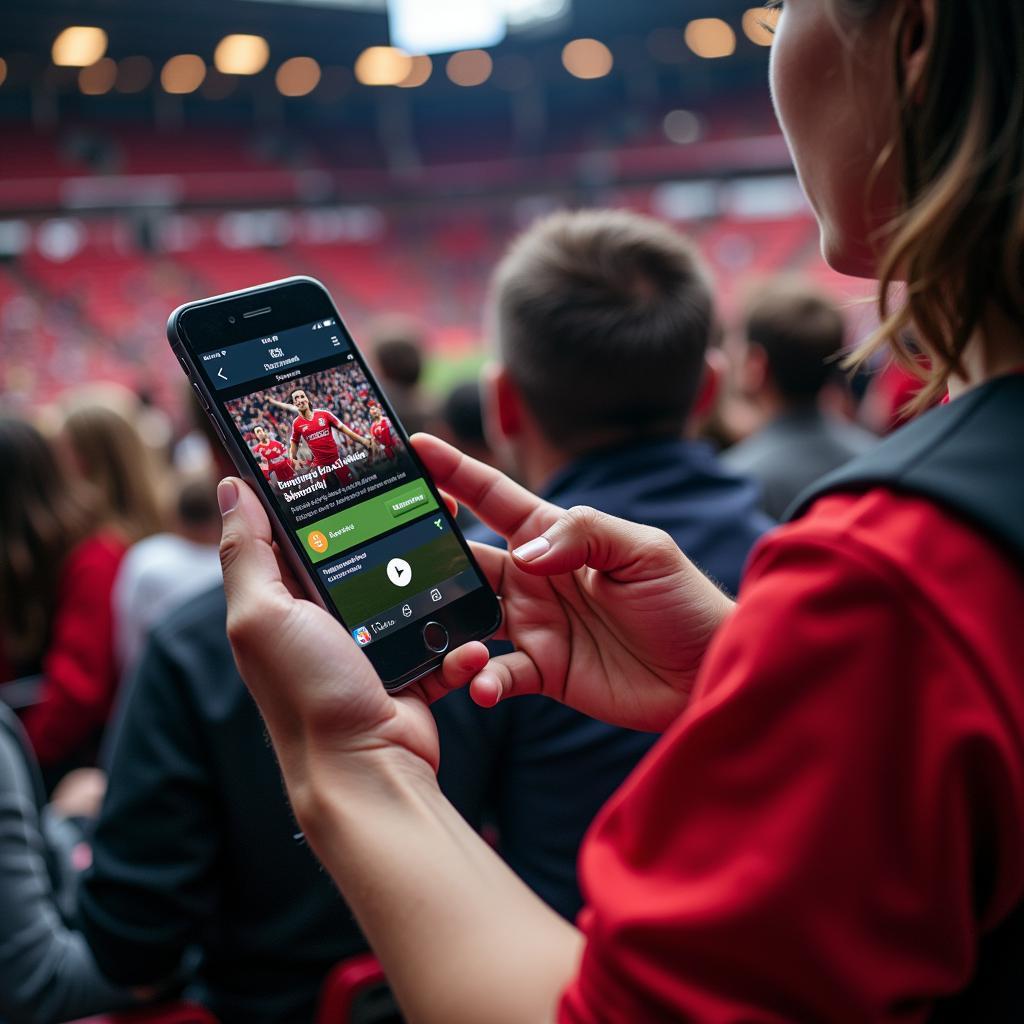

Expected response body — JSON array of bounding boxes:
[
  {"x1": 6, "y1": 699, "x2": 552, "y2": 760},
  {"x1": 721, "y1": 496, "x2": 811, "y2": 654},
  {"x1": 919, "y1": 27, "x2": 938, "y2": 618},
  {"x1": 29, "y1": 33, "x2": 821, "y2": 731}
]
[
  {"x1": 433, "y1": 210, "x2": 773, "y2": 918},
  {"x1": 722, "y1": 278, "x2": 877, "y2": 518},
  {"x1": 0, "y1": 703, "x2": 137, "y2": 1024}
]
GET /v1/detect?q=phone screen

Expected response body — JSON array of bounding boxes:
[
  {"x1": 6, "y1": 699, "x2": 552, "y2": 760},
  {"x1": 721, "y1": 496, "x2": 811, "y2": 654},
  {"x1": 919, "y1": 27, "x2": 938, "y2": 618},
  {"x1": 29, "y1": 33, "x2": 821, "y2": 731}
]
[{"x1": 200, "y1": 316, "x2": 487, "y2": 650}]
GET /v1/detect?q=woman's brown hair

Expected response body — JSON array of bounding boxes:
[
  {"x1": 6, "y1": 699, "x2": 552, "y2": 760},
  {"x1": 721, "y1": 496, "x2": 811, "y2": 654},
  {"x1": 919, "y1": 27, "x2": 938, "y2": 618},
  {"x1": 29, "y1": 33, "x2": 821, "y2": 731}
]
[
  {"x1": 61, "y1": 403, "x2": 165, "y2": 543},
  {"x1": 0, "y1": 416, "x2": 97, "y2": 670},
  {"x1": 840, "y1": 0, "x2": 1024, "y2": 407}
]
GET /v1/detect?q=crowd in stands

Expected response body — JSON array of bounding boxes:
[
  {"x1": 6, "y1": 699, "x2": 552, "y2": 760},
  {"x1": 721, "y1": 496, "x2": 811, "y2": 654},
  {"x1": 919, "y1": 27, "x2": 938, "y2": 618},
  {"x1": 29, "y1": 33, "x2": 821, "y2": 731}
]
[
  {"x1": 0, "y1": 202, "x2": 903, "y2": 1023},
  {"x1": 5, "y1": 181, "x2": 1013, "y2": 1022}
]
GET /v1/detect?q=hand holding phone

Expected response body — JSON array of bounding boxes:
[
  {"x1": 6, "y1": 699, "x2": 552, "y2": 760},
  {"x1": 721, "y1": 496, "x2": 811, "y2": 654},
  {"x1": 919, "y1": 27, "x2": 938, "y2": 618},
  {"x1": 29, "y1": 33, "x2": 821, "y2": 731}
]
[{"x1": 168, "y1": 277, "x2": 501, "y2": 690}]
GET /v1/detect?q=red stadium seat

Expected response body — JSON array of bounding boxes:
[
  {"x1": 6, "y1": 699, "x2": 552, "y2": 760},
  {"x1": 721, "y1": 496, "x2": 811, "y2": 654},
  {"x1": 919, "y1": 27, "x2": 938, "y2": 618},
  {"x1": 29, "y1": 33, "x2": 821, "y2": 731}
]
[
  {"x1": 315, "y1": 953, "x2": 399, "y2": 1024},
  {"x1": 71, "y1": 1003, "x2": 220, "y2": 1024}
]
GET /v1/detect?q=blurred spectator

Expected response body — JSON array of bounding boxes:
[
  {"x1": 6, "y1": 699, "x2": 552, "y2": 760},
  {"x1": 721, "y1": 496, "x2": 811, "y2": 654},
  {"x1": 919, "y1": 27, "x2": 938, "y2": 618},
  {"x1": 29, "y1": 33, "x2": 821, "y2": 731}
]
[
  {"x1": 0, "y1": 702, "x2": 139, "y2": 1024},
  {"x1": 433, "y1": 209, "x2": 773, "y2": 919},
  {"x1": 368, "y1": 315, "x2": 433, "y2": 434},
  {"x1": 860, "y1": 352, "x2": 942, "y2": 435},
  {"x1": 58, "y1": 400, "x2": 165, "y2": 544},
  {"x1": 0, "y1": 417, "x2": 127, "y2": 781},
  {"x1": 723, "y1": 278, "x2": 877, "y2": 519},
  {"x1": 79, "y1": 443, "x2": 403, "y2": 1023},
  {"x1": 438, "y1": 380, "x2": 494, "y2": 467},
  {"x1": 434, "y1": 379, "x2": 497, "y2": 531},
  {"x1": 113, "y1": 472, "x2": 223, "y2": 680}
]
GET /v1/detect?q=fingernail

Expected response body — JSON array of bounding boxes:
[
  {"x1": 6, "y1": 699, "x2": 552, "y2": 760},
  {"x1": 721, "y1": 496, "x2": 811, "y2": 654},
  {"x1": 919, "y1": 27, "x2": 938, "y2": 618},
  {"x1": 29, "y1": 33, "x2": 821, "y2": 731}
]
[
  {"x1": 512, "y1": 536, "x2": 550, "y2": 562},
  {"x1": 217, "y1": 479, "x2": 239, "y2": 515}
]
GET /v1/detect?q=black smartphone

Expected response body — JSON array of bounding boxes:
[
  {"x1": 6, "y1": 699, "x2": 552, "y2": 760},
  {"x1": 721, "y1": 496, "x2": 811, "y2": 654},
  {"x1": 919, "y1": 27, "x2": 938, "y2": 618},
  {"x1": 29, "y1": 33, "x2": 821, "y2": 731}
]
[{"x1": 168, "y1": 276, "x2": 501, "y2": 691}]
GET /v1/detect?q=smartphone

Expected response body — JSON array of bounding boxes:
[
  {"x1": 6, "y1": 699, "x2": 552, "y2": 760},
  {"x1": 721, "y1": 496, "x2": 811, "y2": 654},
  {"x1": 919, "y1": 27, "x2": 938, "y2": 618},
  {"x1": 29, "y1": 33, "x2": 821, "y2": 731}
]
[{"x1": 168, "y1": 276, "x2": 501, "y2": 691}]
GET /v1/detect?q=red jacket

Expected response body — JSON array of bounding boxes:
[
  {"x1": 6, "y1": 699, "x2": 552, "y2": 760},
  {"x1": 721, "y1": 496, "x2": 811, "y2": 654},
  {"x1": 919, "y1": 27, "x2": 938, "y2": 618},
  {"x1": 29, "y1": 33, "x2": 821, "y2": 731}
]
[
  {"x1": 18, "y1": 532, "x2": 127, "y2": 768},
  {"x1": 560, "y1": 489, "x2": 1024, "y2": 1022}
]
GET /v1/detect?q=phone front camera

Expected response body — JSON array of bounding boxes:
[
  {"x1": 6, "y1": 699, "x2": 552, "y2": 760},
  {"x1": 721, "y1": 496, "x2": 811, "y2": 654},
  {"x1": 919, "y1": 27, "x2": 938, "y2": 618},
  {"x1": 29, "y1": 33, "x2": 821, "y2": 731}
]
[{"x1": 228, "y1": 315, "x2": 237, "y2": 324}]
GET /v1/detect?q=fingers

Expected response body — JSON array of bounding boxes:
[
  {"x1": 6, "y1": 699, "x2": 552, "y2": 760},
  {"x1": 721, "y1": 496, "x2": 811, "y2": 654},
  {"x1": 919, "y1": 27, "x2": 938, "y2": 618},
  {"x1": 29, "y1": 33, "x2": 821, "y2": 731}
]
[
  {"x1": 414, "y1": 644, "x2": 539, "y2": 708},
  {"x1": 439, "y1": 488, "x2": 459, "y2": 519},
  {"x1": 411, "y1": 433, "x2": 556, "y2": 543},
  {"x1": 219, "y1": 478, "x2": 292, "y2": 614},
  {"x1": 271, "y1": 542, "x2": 306, "y2": 600},
  {"x1": 412, "y1": 641, "x2": 491, "y2": 704},
  {"x1": 468, "y1": 650, "x2": 544, "y2": 708},
  {"x1": 509, "y1": 504, "x2": 679, "y2": 581}
]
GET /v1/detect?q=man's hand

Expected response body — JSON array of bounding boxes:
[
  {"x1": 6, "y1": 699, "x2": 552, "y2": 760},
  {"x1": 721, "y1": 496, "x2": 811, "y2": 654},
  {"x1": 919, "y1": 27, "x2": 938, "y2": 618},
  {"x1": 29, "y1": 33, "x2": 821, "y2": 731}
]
[
  {"x1": 414, "y1": 434, "x2": 735, "y2": 732},
  {"x1": 50, "y1": 767, "x2": 107, "y2": 819}
]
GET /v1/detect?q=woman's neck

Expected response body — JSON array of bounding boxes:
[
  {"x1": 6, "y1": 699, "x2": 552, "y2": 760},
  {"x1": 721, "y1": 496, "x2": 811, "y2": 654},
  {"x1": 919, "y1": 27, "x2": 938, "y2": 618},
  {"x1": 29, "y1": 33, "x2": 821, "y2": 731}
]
[{"x1": 949, "y1": 306, "x2": 1024, "y2": 399}]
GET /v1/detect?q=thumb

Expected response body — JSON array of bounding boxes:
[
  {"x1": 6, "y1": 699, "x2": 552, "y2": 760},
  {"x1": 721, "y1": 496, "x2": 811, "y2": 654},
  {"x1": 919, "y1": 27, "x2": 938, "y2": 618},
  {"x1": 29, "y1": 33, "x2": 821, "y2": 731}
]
[
  {"x1": 218, "y1": 478, "x2": 290, "y2": 611},
  {"x1": 510, "y1": 505, "x2": 677, "y2": 581}
]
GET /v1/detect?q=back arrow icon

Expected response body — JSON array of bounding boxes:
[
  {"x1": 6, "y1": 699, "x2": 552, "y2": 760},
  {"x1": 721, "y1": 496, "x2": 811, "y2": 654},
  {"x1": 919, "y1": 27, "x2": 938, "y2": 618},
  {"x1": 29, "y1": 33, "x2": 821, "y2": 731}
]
[{"x1": 217, "y1": 367, "x2": 227, "y2": 380}]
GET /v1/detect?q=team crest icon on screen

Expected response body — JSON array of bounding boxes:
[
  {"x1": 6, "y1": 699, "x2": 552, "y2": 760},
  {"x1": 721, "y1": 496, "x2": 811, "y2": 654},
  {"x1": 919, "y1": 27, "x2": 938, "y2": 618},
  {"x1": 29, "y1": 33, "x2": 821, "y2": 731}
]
[{"x1": 352, "y1": 626, "x2": 372, "y2": 647}]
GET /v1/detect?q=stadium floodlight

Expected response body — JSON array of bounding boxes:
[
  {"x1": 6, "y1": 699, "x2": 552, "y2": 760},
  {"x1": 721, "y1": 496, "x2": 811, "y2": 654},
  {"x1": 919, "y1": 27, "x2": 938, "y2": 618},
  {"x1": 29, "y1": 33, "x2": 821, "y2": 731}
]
[
  {"x1": 388, "y1": 0, "x2": 506, "y2": 56},
  {"x1": 52, "y1": 26, "x2": 108, "y2": 67}
]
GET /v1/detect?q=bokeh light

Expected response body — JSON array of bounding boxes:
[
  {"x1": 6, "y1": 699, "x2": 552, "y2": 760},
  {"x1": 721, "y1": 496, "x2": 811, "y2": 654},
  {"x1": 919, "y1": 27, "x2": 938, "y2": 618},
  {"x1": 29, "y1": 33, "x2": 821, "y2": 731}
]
[
  {"x1": 214, "y1": 35, "x2": 270, "y2": 76},
  {"x1": 446, "y1": 49, "x2": 493, "y2": 87},
  {"x1": 397, "y1": 55, "x2": 432, "y2": 89},
  {"x1": 78, "y1": 57, "x2": 117, "y2": 95},
  {"x1": 561, "y1": 38, "x2": 613, "y2": 80},
  {"x1": 160, "y1": 54, "x2": 206, "y2": 95},
  {"x1": 276, "y1": 57, "x2": 321, "y2": 97},
  {"x1": 444, "y1": 48, "x2": 491, "y2": 87},
  {"x1": 354, "y1": 46, "x2": 412, "y2": 86},
  {"x1": 52, "y1": 26, "x2": 108, "y2": 68},
  {"x1": 685, "y1": 18, "x2": 736, "y2": 59},
  {"x1": 663, "y1": 109, "x2": 702, "y2": 145},
  {"x1": 742, "y1": 8, "x2": 777, "y2": 46}
]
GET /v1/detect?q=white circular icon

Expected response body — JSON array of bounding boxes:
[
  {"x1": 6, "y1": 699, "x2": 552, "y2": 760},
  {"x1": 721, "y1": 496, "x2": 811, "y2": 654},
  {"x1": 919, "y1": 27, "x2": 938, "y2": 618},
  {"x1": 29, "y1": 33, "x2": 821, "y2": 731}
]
[{"x1": 386, "y1": 558, "x2": 413, "y2": 588}]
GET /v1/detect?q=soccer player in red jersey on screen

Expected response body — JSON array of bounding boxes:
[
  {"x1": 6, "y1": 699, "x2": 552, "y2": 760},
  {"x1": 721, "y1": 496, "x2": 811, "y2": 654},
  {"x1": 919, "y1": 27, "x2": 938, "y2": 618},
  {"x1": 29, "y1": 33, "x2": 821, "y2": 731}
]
[
  {"x1": 270, "y1": 388, "x2": 370, "y2": 487},
  {"x1": 252, "y1": 424, "x2": 295, "y2": 485},
  {"x1": 368, "y1": 402, "x2": 398, "y2": 462}
]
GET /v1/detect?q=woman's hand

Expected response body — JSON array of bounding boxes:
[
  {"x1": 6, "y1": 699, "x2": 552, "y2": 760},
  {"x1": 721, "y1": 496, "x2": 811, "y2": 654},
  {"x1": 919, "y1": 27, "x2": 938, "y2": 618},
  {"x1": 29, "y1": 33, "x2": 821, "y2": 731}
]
[
  {"x1": 414, "y1": 435, "x2": 735, "y2": 732},
  {"x1": 217, "y1": 478, "x2": 492, "y2": 794}
]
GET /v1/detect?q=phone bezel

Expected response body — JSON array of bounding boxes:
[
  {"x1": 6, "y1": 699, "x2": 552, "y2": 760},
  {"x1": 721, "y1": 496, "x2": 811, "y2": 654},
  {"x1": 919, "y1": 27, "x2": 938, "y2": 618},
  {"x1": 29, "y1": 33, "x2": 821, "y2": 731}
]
[{"x1": 167, "y1": 276, "x2": 501, "y2": 691}]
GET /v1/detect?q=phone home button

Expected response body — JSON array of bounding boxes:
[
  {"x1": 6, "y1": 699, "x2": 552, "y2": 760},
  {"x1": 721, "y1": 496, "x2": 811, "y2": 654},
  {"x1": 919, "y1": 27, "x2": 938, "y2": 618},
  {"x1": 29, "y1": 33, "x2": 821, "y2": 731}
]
[{"x1": 422, "y1": 621, "x2": 449, "y2": 654}]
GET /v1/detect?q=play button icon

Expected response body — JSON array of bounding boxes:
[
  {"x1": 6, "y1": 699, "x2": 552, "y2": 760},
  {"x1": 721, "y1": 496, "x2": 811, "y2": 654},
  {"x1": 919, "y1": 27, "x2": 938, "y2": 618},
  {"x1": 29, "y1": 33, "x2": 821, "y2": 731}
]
[{"x1": 386, "y1": 558, "x2": 413, "y2": 588}]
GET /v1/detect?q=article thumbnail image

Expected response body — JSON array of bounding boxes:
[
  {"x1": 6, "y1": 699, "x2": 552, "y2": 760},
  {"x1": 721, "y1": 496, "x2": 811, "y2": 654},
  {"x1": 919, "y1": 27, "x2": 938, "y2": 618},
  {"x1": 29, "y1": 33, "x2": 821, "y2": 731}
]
[{"x1": 225, "y1": 363, "x2": 406, "y2": 495}]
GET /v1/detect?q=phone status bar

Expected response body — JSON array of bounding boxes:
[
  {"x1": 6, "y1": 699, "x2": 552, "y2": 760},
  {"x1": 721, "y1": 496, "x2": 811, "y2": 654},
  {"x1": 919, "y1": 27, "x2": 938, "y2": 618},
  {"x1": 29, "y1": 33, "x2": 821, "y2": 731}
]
[{"x1": 200, "y1": 319, "x2": 350, "y2": 391}]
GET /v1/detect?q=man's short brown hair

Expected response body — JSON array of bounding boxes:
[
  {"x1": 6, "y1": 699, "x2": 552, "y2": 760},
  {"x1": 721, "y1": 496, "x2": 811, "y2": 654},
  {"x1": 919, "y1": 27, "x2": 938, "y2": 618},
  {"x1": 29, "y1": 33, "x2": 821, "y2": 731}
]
[
  {"x1": 743, "y1": 278, "x2": 845, "y2": 403},
  {"x1": 491, "y1": 209, "x2": 714, "y2": 451}
]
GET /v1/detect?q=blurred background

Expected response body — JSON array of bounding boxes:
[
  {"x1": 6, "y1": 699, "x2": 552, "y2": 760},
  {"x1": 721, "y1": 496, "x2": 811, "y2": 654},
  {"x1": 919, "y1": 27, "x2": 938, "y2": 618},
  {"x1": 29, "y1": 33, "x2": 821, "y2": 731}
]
[{"x1": 0, "y1": 0, "x2": 877, "y2": 427}]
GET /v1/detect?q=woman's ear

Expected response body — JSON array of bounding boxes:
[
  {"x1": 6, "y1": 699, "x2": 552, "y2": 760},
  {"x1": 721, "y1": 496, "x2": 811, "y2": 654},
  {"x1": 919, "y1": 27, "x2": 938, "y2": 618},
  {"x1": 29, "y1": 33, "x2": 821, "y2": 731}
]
[{"x1": 899, "y1": 0, "x2": 935, "y2": 106}]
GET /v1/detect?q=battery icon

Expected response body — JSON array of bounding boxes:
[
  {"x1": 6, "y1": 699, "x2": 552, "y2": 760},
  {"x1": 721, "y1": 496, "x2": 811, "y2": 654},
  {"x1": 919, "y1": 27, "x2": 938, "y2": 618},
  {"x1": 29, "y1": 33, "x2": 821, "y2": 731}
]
[{"x1": 323, "y1": 319, "x2": 333, "y2": 326}]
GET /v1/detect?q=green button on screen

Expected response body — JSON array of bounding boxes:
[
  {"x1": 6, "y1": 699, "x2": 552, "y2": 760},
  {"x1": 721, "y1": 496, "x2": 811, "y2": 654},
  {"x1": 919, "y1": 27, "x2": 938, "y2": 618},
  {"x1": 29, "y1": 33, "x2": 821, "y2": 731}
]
[
  {"x1": 297, "y1": 478, "x2": 439, "y2": 563},
  {"x1": 388, "y1": 483, "x2": 430, "y2": 518}
]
